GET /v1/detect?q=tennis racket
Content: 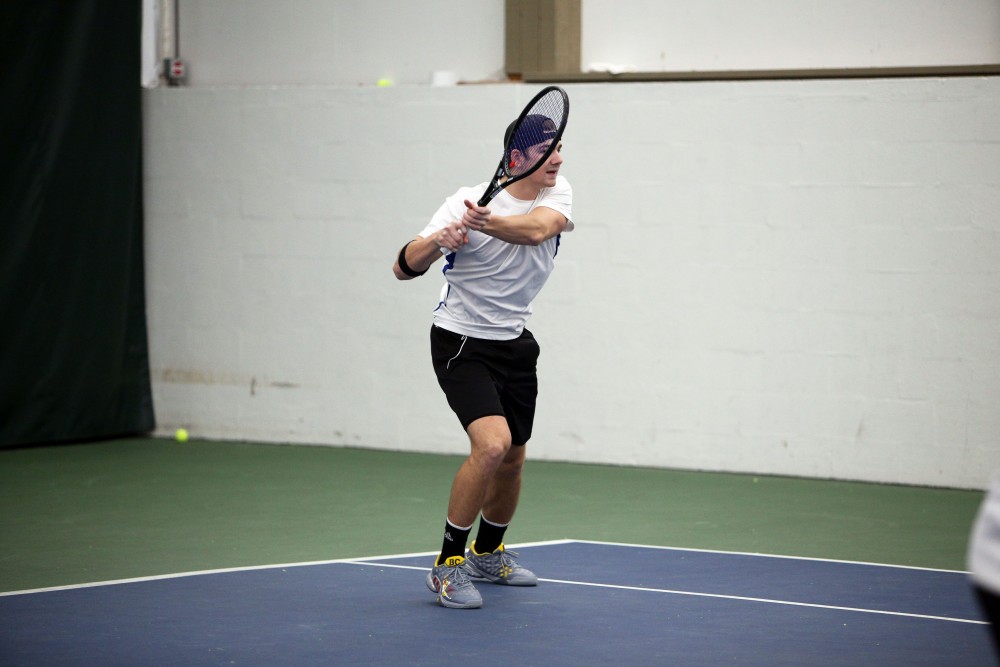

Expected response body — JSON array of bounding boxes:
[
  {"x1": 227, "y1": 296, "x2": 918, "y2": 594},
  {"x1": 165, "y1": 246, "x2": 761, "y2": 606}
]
[
  {"x1": 440, "y1": 85, "x2": 570, "y2": 253},
  {"x1": 478, "y1": 85, "x2": 569, "y2": 206}
]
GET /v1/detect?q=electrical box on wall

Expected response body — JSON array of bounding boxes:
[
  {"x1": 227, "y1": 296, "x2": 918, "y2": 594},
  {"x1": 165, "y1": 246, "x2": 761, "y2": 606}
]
[{"x1": 164, "y1": 58, "x2": 186, "y2": 86}]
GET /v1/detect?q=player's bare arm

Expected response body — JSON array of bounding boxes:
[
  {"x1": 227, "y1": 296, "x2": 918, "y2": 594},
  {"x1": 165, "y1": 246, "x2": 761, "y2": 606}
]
[
  {"x1": 461, "y1": 200, "x2": 567, "y2": 246},
  {"x1": 392, "y1": 221, "x2": 467, "y2": 281}
]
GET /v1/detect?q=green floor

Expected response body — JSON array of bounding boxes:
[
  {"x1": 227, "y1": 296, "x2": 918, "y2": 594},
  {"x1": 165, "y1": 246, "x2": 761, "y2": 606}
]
[{"x1": 0, "y1": 438, "x2": 984, "y2": 593}]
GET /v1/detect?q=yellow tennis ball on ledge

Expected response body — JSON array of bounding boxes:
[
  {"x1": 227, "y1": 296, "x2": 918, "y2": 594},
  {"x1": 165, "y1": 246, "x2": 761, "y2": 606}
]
[
  {"x1": 376, "y1": 78, "x2": 393, "y2": 87},
  {"x1": 175, "y1": 428, "x2": 189, "y2": 442}
]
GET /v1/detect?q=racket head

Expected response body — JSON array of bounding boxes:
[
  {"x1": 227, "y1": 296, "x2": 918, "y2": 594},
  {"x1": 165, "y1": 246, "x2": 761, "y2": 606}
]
[
  {"x1": 503, "y1": 86, "x2": 569, "y2": 179},
  {"x1": 478, "y1": 86, "x2": 569, "y2": 206}
]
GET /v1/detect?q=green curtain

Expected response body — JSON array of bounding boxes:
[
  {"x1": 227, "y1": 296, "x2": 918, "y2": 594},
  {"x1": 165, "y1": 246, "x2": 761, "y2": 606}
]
[{"x1": 0, "y1": 1, "x2": 155, "y2": 447}]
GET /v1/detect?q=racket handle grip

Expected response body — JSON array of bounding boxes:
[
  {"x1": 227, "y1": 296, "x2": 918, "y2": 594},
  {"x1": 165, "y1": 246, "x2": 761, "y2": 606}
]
[{"x1": 439, "y1": 247, "x2": 449, "y2": 255}]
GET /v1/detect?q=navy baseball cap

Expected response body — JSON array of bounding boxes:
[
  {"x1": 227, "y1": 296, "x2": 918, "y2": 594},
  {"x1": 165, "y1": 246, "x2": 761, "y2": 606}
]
[{"x1": 504, "y1": 114, "x2": 558, "y2": 152}]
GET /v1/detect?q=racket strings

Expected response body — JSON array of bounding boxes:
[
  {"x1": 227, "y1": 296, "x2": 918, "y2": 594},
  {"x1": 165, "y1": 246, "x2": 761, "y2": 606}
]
[{"x1": 506, "y1": 89, "x2": 568, "y2": 176}]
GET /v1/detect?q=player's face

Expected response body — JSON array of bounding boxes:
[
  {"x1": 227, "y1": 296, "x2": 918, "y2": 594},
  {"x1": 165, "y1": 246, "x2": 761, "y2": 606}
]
[{"x1": 521, "y1": 141, "x2": 563, "y2": 188}]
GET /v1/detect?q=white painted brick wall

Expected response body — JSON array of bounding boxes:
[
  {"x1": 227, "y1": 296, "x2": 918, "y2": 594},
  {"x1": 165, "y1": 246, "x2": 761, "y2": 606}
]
[
  {"x1": 144, "y1": 77, "x2": 1000, "y2": 489},
  {"x1": 172, "y1": 1, "x2": 1000, "y2": 85}
]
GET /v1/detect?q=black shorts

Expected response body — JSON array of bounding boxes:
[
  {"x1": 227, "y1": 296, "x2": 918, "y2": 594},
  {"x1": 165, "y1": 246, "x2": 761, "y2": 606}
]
[
  {"x1": 974, "y1": 585, "x2": 1000, "y2": 652},
  {"x1": 430, "y1": 325, "x2": 541, "y2": 446}
]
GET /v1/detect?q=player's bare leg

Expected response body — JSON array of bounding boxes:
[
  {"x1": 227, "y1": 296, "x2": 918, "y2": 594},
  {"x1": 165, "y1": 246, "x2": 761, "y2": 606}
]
[
  {"x1": 481, "y1": 442, "x2": 525, "y2": 525},
  {"x1": 450, "y1": 418, "x2": 537, "y2": 586},
  {"x1": 446, "y1": 415, "x2": 512, "y2": 527}
]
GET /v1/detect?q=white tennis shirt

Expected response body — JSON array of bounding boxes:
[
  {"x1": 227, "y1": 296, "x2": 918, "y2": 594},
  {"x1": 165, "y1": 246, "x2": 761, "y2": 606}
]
[
  {"x1": 970, "y1": 471, "x2": 1000, "y2": 594},
  {"x1": 418, "y1": 175, "x2": 573, "y2": 341}
]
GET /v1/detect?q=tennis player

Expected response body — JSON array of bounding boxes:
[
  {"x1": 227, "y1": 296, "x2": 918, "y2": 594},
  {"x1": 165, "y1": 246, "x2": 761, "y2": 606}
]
[
  {"x1": 969, "y1": 471, "x2": 1000, "y2": 654},
  {"x1": 392, "y1": 117, "x2": 572, "y2": 609}
]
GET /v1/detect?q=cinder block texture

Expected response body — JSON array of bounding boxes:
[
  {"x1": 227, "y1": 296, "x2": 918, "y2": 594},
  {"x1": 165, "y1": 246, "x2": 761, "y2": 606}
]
[{"x1": 144, "y1": 78, "x2": 1000, "y2": 488}]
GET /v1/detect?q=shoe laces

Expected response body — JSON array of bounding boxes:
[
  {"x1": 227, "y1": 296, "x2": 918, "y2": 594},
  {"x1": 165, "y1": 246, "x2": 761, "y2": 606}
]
[
  {"x1": 444, "y1": 561, "x2": 473, "y2": 586},
  {"x1": 492, "y1": 547, "x2": 521, "y2": 568},
  {"x1": 504, "y1": 548, "x2": 520, "y2": 560}
]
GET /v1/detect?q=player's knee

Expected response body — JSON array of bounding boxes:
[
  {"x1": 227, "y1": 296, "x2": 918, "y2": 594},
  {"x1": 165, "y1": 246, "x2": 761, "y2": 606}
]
[
  {"x1": 467, "y1": 417, "x2": 512, "y2": 464},
  {"x1": 485, "y1": 438, "x2": 512, "y2": 467},
  {"x1": 471, "y1": 435, "x2": 511, "y2": 470},
  {"x1": 496, "y1": 453, "x2": 524, "y2": 480}
]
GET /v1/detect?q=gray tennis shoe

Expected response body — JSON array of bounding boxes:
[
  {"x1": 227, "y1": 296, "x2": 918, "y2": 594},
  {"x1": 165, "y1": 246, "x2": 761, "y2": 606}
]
[
  {"x1": 465, "y1": 543, "x2": 538, "y2": 586},
  {"x1": 425, "y1": 555, "x2": 483, "y2": 609}
]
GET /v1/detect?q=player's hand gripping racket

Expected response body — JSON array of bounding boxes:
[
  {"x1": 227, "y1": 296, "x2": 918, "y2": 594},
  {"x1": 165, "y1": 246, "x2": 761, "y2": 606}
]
[{"x1": 440, "y1": 85, "x2": 570, "y2": 253}]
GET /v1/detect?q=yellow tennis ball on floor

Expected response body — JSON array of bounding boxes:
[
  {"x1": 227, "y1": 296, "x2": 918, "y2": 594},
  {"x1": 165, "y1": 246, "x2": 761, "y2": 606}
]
[
  {"x1": 376, "y1": 78, "x2": 393, "y2": 87},
  {"x1": 175, "y1": 428, "x2": 189, "y2": 442}
]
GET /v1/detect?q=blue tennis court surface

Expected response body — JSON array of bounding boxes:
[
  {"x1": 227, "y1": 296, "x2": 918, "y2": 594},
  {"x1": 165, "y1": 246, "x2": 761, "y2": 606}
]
[{"x1": 1, "y1": 540, "x2": 991, "y2": 666}]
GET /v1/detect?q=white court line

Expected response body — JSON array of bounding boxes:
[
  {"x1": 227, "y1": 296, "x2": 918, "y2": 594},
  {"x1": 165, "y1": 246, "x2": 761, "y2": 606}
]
[
  {"x1": 350, "y1": 560, "x2": 987, "y2": 626},
  {"x1": 0, "y1": 539, "x2": 575, "y2": 598},
  {"x1": 570, "y1": 539, "x2": 972, "y2": 574},
  {"x1": 340, "y1": 538, "x2": 575, "y2": 564},
  {"x1": 0, "y1": 536, "x2": 979, "y2": 628}
]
